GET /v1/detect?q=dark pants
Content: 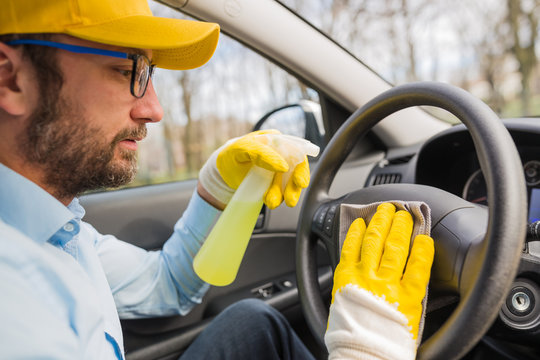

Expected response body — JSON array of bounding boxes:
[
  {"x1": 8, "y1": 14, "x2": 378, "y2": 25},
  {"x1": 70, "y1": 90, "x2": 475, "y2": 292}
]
[{"x1": 179, "y1": 299, "x2": 316, "y2": 360}]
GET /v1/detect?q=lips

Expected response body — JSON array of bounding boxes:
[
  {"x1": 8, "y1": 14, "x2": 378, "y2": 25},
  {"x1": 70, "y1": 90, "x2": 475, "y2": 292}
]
[
  {"x1": 118, "y1": 137, "x2": 142, "y2": 151},
  {"x1": 114, "y1": 126, "x2": 147, "y2": 151}
]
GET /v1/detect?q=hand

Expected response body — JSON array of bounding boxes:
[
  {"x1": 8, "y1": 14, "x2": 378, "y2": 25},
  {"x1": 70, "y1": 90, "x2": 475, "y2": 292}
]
[
  {"x1": 332, "y1": 202, "x2": 434, "y2": 340},
  {"x1": 199, "y1": 130, "x2": 311, "y2": 209},
  {"x1": 325, "y1": 203, "x2": 434, "y2": 359}
]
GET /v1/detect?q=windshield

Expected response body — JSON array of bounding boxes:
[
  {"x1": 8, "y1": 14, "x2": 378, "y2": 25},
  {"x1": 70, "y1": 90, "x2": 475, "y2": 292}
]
[{"x1": 280, "y1": 0, "x2": 540, "y2": 118}]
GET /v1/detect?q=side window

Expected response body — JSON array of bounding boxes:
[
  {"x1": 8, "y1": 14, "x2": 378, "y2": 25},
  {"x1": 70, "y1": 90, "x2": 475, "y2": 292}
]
[{"x1": 132, "y1": 3, "x2": 319, "y2": 187}]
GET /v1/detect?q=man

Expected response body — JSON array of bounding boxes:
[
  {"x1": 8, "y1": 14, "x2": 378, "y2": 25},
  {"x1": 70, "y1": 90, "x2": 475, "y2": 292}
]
[
  {"x1": 0, "y1": 0, "x2": 314, "y2": 358},
  {"x1": 0, "y1": 0, "x2": 434, "y2": 359}
]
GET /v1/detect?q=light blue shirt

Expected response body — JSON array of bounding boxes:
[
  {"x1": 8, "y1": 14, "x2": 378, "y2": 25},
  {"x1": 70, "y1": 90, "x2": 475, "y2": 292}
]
[{"x1": 0, "y1": 164, "x2": 220, "y2": 359}]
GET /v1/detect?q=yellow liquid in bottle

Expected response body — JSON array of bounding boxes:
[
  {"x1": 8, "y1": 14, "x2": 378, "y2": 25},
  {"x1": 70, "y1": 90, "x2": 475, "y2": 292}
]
[{"x1": 193, "y1": 166, "x2": 273, "y2": 286}]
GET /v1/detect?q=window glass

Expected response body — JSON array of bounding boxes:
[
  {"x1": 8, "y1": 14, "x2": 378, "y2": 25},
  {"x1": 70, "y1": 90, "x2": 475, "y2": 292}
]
[
  {"x1": 131, "y1": 3, "x2": 319, "y2": 187},
  {"x1": 280, "y1": 0, "x2": 539, "y2": 119}
]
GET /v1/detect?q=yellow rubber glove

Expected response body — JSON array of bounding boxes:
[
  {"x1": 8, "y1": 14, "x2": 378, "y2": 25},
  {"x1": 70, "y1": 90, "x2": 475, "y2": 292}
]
[
  {"x1": 213, "y1": 130, "x2": 311, "y2": 209},
  {"x1": 257, "y1": 154, "x2": 310, "y2": 208},
  {"x1": 331, "y1": 202, "x2": 434, "y2": 340}
]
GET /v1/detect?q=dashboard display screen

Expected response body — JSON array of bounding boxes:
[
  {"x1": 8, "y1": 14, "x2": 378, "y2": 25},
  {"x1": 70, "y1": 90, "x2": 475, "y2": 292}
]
[{"x1": 529, "y1": 188, "x2": 540, "y2": 223}]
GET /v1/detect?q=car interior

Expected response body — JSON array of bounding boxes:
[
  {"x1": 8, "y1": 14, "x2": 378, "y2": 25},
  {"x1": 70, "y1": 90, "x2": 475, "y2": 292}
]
[{"x1": 79, "y1": 0, "x2": 540, "y2": 359}]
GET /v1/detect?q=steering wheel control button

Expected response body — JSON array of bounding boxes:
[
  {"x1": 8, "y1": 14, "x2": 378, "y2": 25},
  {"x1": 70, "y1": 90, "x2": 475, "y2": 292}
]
[
  {"x1": 327, "y1": 204, "x2": 338, "y2": 215},
  {"x1": 500, "y1": 278, "x2": 540, "y2": 330},
  {"x1": 313, "y1": 205, "x2": 329, "y2": 231},
  {"x1": 323, "y1": 205, "x2": 338, "y2": 236}
]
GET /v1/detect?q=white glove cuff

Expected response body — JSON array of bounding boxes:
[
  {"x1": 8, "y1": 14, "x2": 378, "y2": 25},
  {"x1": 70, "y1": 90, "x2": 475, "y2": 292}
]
[
  {"x1": 325, "y1": 284, "x2": 416, "y2": 360},
  {"x1": 198, "y1": 143, "x2": 235, "y2": 205}
]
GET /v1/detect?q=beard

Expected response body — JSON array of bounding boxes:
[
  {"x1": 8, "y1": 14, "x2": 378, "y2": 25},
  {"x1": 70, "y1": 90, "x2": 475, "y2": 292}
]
[{"x1": 19, "y1": 91, "x2": 146, "y2": 200}]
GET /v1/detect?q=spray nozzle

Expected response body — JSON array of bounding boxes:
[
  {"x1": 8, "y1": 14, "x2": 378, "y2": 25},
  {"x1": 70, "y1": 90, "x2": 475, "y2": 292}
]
[{"x1": 254, "y1": 133, "x2": 320, "y2": 190}]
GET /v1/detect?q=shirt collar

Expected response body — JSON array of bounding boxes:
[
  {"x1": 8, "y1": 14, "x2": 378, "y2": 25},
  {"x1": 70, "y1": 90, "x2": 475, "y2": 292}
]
[
  {"x1": 0, "y1": 164, "x2": 77, "y2": 244},
  {"x1": 68, "y1": 197, "x2": 86, "y2": 220}
]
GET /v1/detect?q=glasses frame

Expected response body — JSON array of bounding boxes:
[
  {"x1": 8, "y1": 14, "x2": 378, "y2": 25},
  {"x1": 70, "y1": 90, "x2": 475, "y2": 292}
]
[{"x1": 6, "y1": 39, "x2": 155, "y2": 98}]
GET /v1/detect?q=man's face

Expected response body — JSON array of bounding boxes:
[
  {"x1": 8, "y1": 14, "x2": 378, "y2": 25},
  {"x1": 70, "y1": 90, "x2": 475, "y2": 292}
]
[{"x1": 20, "y1": 35, "x2": 163, "y2": 200}]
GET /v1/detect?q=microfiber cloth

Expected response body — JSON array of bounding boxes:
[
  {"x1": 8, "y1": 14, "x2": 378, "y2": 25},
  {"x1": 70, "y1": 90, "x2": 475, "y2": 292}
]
[{"x1": 338, "y1": 200, "x2": 432, "y2": 343}]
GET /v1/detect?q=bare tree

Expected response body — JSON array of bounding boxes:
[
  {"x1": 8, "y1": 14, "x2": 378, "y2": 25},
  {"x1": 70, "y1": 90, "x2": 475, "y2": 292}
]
[
  {"x1": 479, "y1": 13, "x2": 509, "y2": 114},
  {"x1": 161, "y1": 109, "x2": 179, "y2": 178},
  {"x1": 507, "y1": 0, "x2": 538, "y2": 115},
  {"x1": 178, "y1": 71, "x2": 201, "y2": 177}
]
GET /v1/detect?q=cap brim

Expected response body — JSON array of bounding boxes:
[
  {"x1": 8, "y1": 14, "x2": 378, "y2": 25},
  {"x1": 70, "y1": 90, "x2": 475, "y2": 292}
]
[{"x1": 66, "y1": 15, "x2": 219, "y2": 70}]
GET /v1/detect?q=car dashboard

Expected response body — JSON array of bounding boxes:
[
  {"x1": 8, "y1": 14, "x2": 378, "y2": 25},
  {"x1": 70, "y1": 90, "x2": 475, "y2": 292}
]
[
  {"x1": 365, "y1": 117, "x2": 540, "y2": 358},
  {"x1": 415, "y1": 118, "x2": 540, "y2": 218}
]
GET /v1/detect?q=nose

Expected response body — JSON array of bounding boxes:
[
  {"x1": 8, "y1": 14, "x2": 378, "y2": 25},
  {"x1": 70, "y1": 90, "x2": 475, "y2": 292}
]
[{"x1": 131, "y1": 80, "x2": 164, "y2": 123}]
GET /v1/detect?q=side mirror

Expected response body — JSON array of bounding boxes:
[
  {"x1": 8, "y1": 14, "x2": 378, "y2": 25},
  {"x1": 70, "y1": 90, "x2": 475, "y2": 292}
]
[{"x1": 253, "y1": 100, "x2": 325, "y2": 150}]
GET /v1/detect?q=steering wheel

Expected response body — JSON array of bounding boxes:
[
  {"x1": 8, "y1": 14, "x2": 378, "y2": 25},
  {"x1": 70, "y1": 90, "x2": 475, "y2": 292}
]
[{"x1": 296, "y1": 82, "x2": 528, "y2": 359}]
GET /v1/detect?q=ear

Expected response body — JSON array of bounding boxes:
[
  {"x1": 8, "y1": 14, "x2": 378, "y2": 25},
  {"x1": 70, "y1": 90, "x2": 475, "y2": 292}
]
[{"x1": 0, "y1": 42, "x2": 30, "y2": 116}]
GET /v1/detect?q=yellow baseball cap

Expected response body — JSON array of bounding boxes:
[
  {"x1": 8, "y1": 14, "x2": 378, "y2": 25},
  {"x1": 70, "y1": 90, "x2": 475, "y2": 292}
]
[{"x1": 0, "y1": 0, "x2": 220, "y2": 70}]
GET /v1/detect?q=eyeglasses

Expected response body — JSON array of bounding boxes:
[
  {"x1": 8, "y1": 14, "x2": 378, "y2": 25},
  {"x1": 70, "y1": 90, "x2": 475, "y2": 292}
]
[{"x1": 6, "y1": 39, "x2": 155, "y2": 98}]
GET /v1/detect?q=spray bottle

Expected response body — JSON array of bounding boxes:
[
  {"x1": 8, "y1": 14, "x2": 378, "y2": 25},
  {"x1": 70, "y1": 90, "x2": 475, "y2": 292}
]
[{"x1": 193, "y1": 134, "x2": 320, "y2": 286}]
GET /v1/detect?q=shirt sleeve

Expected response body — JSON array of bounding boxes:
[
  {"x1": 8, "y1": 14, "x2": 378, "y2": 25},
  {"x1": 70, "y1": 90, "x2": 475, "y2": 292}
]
[{"x1": 93, "y1": 190, "x2": 220, "y2": 319}]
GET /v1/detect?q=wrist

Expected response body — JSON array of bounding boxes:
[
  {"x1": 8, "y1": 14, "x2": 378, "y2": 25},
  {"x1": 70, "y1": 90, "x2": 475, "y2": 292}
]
[
  {"x1": 198, "y1": 146, "x2": 235, "y2": 205},
  {"x1": 325, "y1": 284, "x2": 416, "y2": 360},
  {"x1": 197, "y1": 182, "x2": 226, "y2": 210}
]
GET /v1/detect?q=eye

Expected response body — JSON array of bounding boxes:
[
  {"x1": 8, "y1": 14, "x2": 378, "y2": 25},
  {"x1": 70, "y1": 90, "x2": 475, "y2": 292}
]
[{"x1": 116, "y1": 68, "x2": 132, "y2": 78}]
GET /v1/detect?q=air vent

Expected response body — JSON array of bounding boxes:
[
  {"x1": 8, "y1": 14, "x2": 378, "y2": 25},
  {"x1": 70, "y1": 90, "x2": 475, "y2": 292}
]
[
  {"x1": 388, "y1": 154, "x2": 414, "y2": 165},
  {"x1": 372, "y1": 173, "x2": 402, "y2": 185}
]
